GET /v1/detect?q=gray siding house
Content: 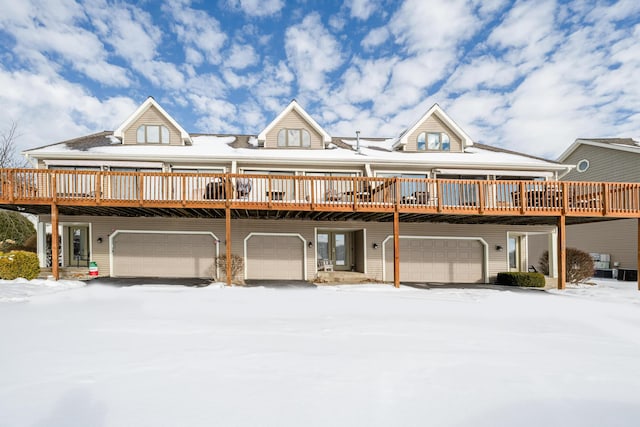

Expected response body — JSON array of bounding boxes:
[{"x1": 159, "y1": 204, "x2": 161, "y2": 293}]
[{"x1": 558, "y1": 139, "x2": 639, "y2": 270}]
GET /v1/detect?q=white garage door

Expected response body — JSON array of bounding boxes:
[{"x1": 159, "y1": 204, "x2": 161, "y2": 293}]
[
  {"x1": 385, "y1": 238, "x2": 484, "y2": 283},
  {"x1": 113, "y1": 232, "x2": 217, "y2": 278},
  {"x1": 246, "y1": 235, "x2": 305, "y2": 280}
]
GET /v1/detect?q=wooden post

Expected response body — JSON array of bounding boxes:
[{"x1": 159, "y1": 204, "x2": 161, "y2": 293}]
[
  {"x1": 225, "y1": 206, "x2": 232, "y2": 286},
  {"x1": 557, "y1": 215, "x2": 566, "y2": 290},
  {"x1": 519, "y1": 181, "x2": 527, "y2": 214},
  {"x1": 393, "y1": 210, "x2": 400, "y2": 288},
  {"x1": 51, "y1": 203, "x2": 59, "y2": 280},
  {"x1": 637, "y1": 218, "x2": 640, "y2": 291}
]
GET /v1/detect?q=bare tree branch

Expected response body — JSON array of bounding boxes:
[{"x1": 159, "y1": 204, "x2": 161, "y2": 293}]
[{"x1": 0, "y1": 121, "x2": 29, "y2": 168}]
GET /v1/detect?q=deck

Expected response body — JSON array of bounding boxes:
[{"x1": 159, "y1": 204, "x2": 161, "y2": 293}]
[
  {"x1": 1, "y1": 169, "x2": 638, "y2": 289},
  {"x1": 1, "y1": 169, "x2": 639, "y2": 219}
]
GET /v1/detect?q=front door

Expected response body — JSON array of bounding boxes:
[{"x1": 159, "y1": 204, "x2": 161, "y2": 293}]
[
  {"x1": 66, "y1": 225, "x2": 90, "y2": 267},
  {"x1": 508, "y1": 234, "x2": 526, "y2": 272},
  {"x1": 317, "y1": 231, "x2": 352, "y2": 271}
]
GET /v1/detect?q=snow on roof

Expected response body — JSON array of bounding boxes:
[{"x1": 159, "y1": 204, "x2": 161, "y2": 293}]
[{"x1": 26, "y1": 133, "x2": 566, "y2": 171}]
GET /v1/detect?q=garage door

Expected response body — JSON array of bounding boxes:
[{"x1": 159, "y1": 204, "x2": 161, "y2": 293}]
[
  {"x1": 385, "y1": 238, "x2": 484, "y2": 283},
  {"x1": 246, "y1": 234, "x2": 304, "y2": 280},
  {"x1": 113, "y1": 232, "x2": 217, "y2": 278}
]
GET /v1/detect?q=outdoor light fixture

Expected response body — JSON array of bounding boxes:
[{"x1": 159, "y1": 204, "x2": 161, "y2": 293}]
[
  {"x1": 308, "y1": 241, "x2": 313, "y2": 248},
  {"x1": 97, "y1": 237, "x2": 103, "y2": 243},
  {"x1": 495, "y1": 245, "x2": 503, "y2": 251},
  {"x1": 373, "y1": 243, "x2": 379, "y2": 249}
]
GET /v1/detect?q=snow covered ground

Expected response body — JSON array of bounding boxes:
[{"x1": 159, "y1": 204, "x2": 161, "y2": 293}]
[{"x1": 1, "y1": 278, "x2": 639, "y2": 426}]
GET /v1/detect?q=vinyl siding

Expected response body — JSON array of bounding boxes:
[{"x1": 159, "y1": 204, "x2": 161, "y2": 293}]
[
  {"x1": 405, "y1": 115, "x2": 463, "y2": 153},
  {"x1": 562, "y1": 145, "x2": 640, "y2": 182},
  {"x1": 264, "y1": 110, "x2": 324, "y2": 149},
  {"x1": 562, "y1": 144, "x2": 639, "y2": 269},
  {"x1": 123, "y1": 105, "x2": 183, "y2": 146},
  {"x1": 44, "y1": 215, "x2": 555, "y2": 282},
  {"x1": 566, "y1": 219, "x2": 638, "y2": 269}
]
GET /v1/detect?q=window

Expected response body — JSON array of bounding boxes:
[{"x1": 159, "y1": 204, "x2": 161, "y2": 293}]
[
  {"x1": 417, "y1": 132, "x2": 450, "y2": 151},
  {"x1": 277, "y1": 129, "x2": 311, "y2": 148},
  {"x1": 137, "y1": 125, "x2": 170, "y2": 144},
  {"x1": 576, "y1": 159, "x2": 590, "y2": 173}
]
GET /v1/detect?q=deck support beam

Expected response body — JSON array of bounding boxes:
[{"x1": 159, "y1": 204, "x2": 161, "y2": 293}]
[
  {"x1": 557, "y1": 215, "x2": 566, "y2": 290},
  {"x1": 393, "y1": 210, "x2": 400, "y2": 288},
  {"x1": 225, "y1": 206, "x2": 232, "y2": 286},
  {"x1": 51, "y1": 203, "x2": 59, "y2": 280}
]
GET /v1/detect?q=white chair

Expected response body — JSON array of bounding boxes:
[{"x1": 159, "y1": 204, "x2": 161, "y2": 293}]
[{"x1": 317, "y1": 259, "x2": 334, "y2": 272}]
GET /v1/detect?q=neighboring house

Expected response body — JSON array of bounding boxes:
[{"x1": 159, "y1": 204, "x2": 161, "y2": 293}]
[
  {"x1": 6, "y1": 97, "x2": 634, "y2": 286},
  {"x1": 557, "y1": 138, "x2": 639, "y2": 270}
]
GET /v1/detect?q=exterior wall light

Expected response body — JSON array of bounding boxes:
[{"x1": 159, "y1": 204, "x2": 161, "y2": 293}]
[
  {"x1": 97, "y1": 237, "x2": 103, "y2": 243},
  {"x1": 373, "y1": 243, "x2": 379, "y2": 249},
  {"x1": 495, "y1": 245, "x2": 503, "y2": 251},
  {"x1": 308, "y1": 241, "x2": 313, "y2": 248}
]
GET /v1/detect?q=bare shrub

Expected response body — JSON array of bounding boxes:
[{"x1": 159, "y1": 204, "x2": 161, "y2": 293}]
[
  {"x1": 538, "y1": 248, "x2": 594, "y2": 284},
  {"x1": 215, "y1": 254, "x2": 244, "y2": 284}
]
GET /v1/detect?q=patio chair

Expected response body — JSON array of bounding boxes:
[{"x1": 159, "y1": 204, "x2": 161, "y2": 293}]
[{"x1": 317, "y1": 258, "x2": 334, "y2": 272}]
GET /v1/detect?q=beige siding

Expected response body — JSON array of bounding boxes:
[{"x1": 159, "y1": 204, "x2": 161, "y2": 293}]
[
  {"x1": 113, "y1": 232, "x2": 216, "y2": 277},
  {"x1": 405, "y1": 114, "x2": 463, "y2": 152},
  {"x1": 123, "y1": 105, "x2": 183, "y2": 146},
  {"x1": 246, "y1": 235, "x2": 305, "y2": 280},
  {"x1": 44, "y1": 215, "x2": 555, "y2": 281},
  {"x1": 563, "y1": 145, "x2": 640, "y2": 182},
  {"x1": 384, "y1": 238, "x2": 484, "y2": 283},
  {"x1": 264, "y1": 110, "x2": 324, "y2": 149},
  {"x1": 566, "y1": 219, "x2": 637, "y2": 269}
]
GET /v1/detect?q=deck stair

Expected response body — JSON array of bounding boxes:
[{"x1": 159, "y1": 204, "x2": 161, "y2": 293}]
[
  {"x1": 38, "y1": 267, "x2": 95, "y2": 281},
  {"x1": 316, "y1": 271, "x2": 374, "y2": 284}
]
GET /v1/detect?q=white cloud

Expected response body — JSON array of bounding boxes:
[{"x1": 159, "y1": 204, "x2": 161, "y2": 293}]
[
  {"x1": 0, "y1": 0, "x2": 130, "y2": 87},
  {"x1": 86, "y1": 0, "x2": 185, "y2": 90},
  {"x1": 284, "y1": 13, "x2": 345, "y2": 93},
  {"x1": 225, "y1": 44, "x2": 259, "y2": 70},
  {"x1": 227, "y1": 0, "x2": 284, "y2": 17},
  {"x1": 361, "y1": 27, "x2": 389, "y2": 50},
  {"x1": 163, "y1": 0, "x2": 227, "y2": 66},
  {"x1": 0, "y1": 68, "x2": 137, "y2": 153},
  {"x1": 346, "y1": 0, "x2": 379, "y2": 20}
]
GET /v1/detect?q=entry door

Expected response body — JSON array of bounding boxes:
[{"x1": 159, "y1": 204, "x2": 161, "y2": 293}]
[
  {"x1": 508, "y1": 235, "x2": 525, "y2": 272},
  {"x1": 66, "y1": 225, "x2": 90, "y2": 267},
  {"x1": 317, "y1": 232, "x2": 351, "y2": 271}
]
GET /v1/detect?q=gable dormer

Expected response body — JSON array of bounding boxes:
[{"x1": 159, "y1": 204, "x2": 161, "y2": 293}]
[
  {"x1": 258, "y1": 100, "x2": 331, "y2": 149},
  {"x1": 394, "y1": 104, "x2": 472, "y2": 153},
  {"x1": 113, "y1": 97, "x2": 191, "y2": 146}
]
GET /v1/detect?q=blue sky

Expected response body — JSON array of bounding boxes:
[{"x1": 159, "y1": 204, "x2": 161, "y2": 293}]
[{"x1": 0, "y1": 0, "x2": 639, "y2": 159}]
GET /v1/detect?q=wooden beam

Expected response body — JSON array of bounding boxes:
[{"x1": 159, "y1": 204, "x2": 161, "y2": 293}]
[
  {"x1": 225, "y1": 206, "x2": 232, "y2": 286},
  {"x1": 51, "y1": 203, "x2": 59, "y2": 280},
  {"x1": 638, "y1": 217, "x2": 640, "y2": 291},
  {"x1": 557, "y1": 215, "x2": 566, "y2": 290},
  {"x1": 393, "y1": 210, "x2": 400, "y2": 288}
]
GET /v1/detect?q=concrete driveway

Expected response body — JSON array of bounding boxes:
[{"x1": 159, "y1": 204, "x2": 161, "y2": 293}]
[{"x1": 84, "y1": 277, "x2": 213, "y2": 287}]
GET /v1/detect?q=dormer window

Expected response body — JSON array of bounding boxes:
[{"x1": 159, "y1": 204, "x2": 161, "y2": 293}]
[
  {"x1": 278, "y1": 129, "x2": 311, "y2": 148},
  {"x1": 417, "y1": 132, "x2": 450, "y2": 151},
  {"x1": 137, "y1": 125, "x2": 170, "y2": 144}
]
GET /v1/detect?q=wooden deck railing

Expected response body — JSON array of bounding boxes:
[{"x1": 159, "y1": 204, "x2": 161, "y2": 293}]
[{"x1": 1, "y1": 169, "x2": 639, "y2": 217}]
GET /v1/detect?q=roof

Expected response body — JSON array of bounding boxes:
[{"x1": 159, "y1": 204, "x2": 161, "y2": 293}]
[
  {"x1": 113, "y1": 97, "x2": 192, "y2": 144},
  {"x1": 557, "y1": 138, "x2": 640, "y2": 162},
  {"x1": 23, "y1": 131, "x2": 569, "y2": 173},
  {"x1": 393, "y1": 104, "x2": 473, "y2": 150},
  {"x1": 257, "y1": 100, "x2": 332, "y2": 145}
]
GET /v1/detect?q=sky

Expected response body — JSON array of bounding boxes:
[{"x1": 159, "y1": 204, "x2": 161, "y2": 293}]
[{"x1": 0, "y1": 0, "x2": 639, "y2": 160}]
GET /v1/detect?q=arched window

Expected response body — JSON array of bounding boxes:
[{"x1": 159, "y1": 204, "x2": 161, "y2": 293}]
[
  {"x1": 137, "y1": 125, "x2": 170, "y2": 144},
  {"x1": 277, "y1": 129, "x2": 311, "y2": 148},
  {"x1": 417, "y1": 132, "x2": 450, "y2": 151}
]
